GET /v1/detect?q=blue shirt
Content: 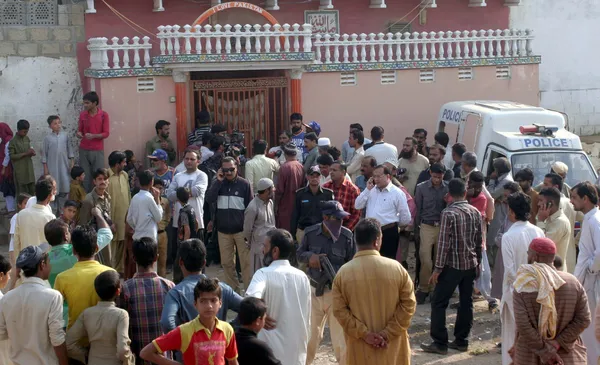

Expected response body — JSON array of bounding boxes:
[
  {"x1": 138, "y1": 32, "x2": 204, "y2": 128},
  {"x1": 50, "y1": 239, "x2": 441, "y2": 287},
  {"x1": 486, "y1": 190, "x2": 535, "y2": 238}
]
[
  {"x1": 341, "y1": 138, "x2": 372, "y2": 163},
  {"x1": 160, "y1": 274, "x2": 242, "y2": 334},
  {"x1": 291, "y1": 131, "x2": 307, "y2": 159},
  {"x1": 355, "y1": 175, "x2": 368, "y2": 192}
]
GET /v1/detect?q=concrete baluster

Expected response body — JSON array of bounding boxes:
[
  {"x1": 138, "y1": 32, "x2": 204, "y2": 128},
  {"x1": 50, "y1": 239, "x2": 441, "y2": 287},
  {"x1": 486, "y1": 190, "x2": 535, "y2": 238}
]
[
  {"x1": 142, "y1": 37, "x2": 151, "y2": 67},
  {"x1": 360, "y1": 33, "x2": 367, "y2": 62},
  {"x1": 184, "y1": 25, "x2": 192, "y2": 55},
  {"x1": 368, "y1": 33, "x2": 376, "y2": 61},
  {"x1": 471, "y1": 30, "x2": 478, "y2": 58},
  {"x1": 403, "y1": 32, "x2": 411, "y2": 61},
  {"x1": 420, "y1": 32, "x2": 428, "y2": 60},
  {"x1": 158, "y1": 26, "x2": 166, "y2": 55},
  {"x1": 194, "y1": 25, "x2": 202, "y2": 54},
  {"x1": 122, "y1": 37, "x2": 131, "y2": 68},
  {"x1": 165, "y1": 26, "x2": 173, "y2": 55},
  {"x1": 204, "y1": 25, "x2": 213, "y2": 54},
  {"x1": 395, "y1": 33, "x2": 402, "y2": 61},
  {"x1": 429, "y1": 31, "x2": 437, "y2": 60},
  {"x1": 454, "y1": 30, "x2": 462, "y2": 59},
  {"x1": 235, "y1": 24, "x2": 243, "y2": 53},
  {"x1": 494, "y1": 29, "x2": 502, "y2": 57},
  {"x1": 224, "y1": 24, "x2": 232, "y2": 54},
  {"x1": 292, "y1": 24, "x2": 301, "y2": 52},
  {"x1": 463, "y1": 30, "x2": 471, "y2": 59},
  {"x1": 412, "y1": 32, "x2": 420, "y2": 60},
  {"x1": 446, "y1": 31, "x2": 453, "y2": 59},
  {"x1": 479, "y1": 30, "x2": 487, "y2": 58},
  {"x1": 172, "y1": 25, "x2": 181, "y2": 55},
  {"x1": 324, "y1": 34, "x2": 331, "y2": 64},
  {"x1": 244, "y1": 24, "x2": 253, "y2": 53},
  {"x1": 437, "y1": 31, "x2": 445, "y2": 60},
  {"x1": 132, "y1": 36, "x2": 141, "y2": 68},
  {"x1": 525, "y1": 29, "x2": 533, "y2": 55},
  {"x1": 111, "y1": 37, "x2": 121, "y2": 69},
  {"x1": 273, "y1": 24, "x2": 281, "y2": 52},
  {"x1": 283, "y1": 24, "x2": 291, "y2": 52},
  {"x1": 502, "y1": 29, "x2": 510, "y2": 57},
  {"x1": 342, "y1": 34, "x2": 350, "y2": 63},
  {"x1": 303, "y1": 24, "x2": 312, "y2": 52},
  {"x1": 314, "y1": 34, "x2": 322, "y2": 63},
  {"x1": 214, "y1": 24, "x2": 223, "y2": 54}
]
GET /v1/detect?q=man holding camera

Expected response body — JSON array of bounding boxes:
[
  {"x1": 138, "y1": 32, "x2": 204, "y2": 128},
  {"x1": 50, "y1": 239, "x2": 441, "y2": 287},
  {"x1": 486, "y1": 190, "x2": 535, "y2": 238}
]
[{"x1": 297, "y1": 201, "x2": 356, "y2": 365}]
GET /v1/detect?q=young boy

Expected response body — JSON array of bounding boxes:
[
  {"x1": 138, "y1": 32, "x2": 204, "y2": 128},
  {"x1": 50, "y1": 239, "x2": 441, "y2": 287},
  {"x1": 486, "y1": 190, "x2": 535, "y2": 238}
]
[
  {"x1": 54, "y1": 208, "x2": 114, "y2": 328},
  {"x1": 66, "y1": 270, "x2": 134, "y2": 365},
  {"x1": 174, "y1": 187, "x2": 198, "y2": 283},
  {"x1": 46, "y1": 219, "x2": 78, "y2": 328},
  {"x1": 154, "y1": 178, "x2": 171, "y2": 278},
  {"x1": 141, "y1": 277, "x2": 239, "y2": 365},
  {"x1": 8, "y1": 119, "x2": 35, "y2": 196},
  {"x1": 121, "y1": 237, "x2": 174, "y2": 362},
  {"x1": 69, "y1": 166, "x2": 86, "y2": 223},
  {"x1": 42, "y1": 115, "x2": 74, "y2": 215},
  {"x1": 7, "y1": 193, "x2": 30, "y2": 291},
  {"x1": 60, "y1": 200, "x2": 78, "y2": 233},
  {"x1": 236, "y1": 297, "x2": 281, "y2": 365},
  {"x1": 0, "y1": 254, "x2": 12, "y2": 365}
]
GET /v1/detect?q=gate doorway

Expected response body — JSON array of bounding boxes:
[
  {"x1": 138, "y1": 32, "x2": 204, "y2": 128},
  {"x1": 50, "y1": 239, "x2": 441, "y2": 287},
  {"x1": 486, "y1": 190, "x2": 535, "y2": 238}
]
[{"x1": 191, "y1": 70, "x2": 290, "y2": 156}]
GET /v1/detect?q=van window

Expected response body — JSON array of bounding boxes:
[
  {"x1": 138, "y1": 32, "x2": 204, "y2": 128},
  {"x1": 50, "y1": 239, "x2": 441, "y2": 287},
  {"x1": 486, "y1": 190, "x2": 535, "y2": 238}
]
[
  {"x1": 485, "y1": 150, "x2": 507, "y2": 177},
  {"x1": 511, "y1": 152, "x2": 596, "y2": 188}
]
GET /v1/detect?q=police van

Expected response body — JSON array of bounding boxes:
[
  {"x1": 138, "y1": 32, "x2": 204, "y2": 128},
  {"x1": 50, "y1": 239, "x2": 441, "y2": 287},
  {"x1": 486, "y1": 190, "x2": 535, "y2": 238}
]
[{"x1": 437, "y1": 100, "x2": 598, "y2": 186}]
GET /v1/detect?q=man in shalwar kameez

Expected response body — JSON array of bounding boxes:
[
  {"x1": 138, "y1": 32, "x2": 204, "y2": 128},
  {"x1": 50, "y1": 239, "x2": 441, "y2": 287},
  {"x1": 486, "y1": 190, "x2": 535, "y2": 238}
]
[
  {"x1": 501, "y1": 192, "x2": 544, "y2": 365},
  {"x1": 571, "y1": 181, "x2": 600, "y2": 365}
]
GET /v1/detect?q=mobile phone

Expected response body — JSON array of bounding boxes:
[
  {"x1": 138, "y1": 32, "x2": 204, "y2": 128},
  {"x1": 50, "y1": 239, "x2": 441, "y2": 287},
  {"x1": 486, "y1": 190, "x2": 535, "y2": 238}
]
[{"x1": 547, "y1": 202, "x2": 552, "y2": 209}]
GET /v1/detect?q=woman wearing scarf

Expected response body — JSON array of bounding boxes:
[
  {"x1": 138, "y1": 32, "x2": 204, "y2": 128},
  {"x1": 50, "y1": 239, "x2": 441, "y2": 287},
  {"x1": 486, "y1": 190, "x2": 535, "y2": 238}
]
[{"x1": 0, "y1": 123, "x2": 16, "y2": 212}]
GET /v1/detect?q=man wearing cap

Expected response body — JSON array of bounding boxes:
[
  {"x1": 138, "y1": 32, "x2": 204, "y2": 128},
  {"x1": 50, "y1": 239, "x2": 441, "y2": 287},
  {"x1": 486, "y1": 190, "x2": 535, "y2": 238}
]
[
  {"x1": 149, "y1": 149, "x2": 176, "y2": 189},
  {"x1": 398, "y1": 136, "x2": 430, "y2": 196},
  {"x1": 346, "y1": 129, "x2": 365, "y2": 182},
  {"x1": 0, "y1": 246, "x2": 69, "y2": 365},
  {"x1": 243, "y1": 178, "x2": 276, "y2": 274},
  {"x1": 276, "y1": 144, "x2": 306, "y2": 232},
  {"x1": 303, "y1": 132, "x2": 319, "y2": 173},
  {"x1": 499, "y1": 192, "x2": 544, "y2": 364},
  {"x1": 318, "y1": 137, "x2": 331, "y2": 156},
  {"x1": 534, "y1": 161, "x2": 571, "y2": 198},
  {"x1": 415, "y1": 144, "x2": 454, "y2": 187},
  {"x1": 297, "y1": 201, "x2": 356, "y2": 365},
  {"x1": 512, "y1": 237, "x2": 590, "y2": 365},
  {"x1": 291, "y1": 166, "x2": 334, "y2": 245},
  {"x1": 145, "y1": 120, "x2": 176, "y2": 168},
  {"x1": 245, "y1": 140, "x2": 280, "y2": 193},
  {"x1": 355, "y1": 164, "x2": 411, "y2": 260}
]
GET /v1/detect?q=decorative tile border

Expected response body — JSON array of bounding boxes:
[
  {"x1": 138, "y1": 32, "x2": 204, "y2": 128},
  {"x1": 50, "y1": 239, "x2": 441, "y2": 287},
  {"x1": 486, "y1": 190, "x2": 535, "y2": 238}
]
[
  {"x1": 303, "y1": 56, "x2": 542, "y2": 72},
  {"x1": 84, "y1": 67, "x2": 173, "y2": 78},
  {"x1": 152, "y1": 52, "x2": 315, "y2": 64}
]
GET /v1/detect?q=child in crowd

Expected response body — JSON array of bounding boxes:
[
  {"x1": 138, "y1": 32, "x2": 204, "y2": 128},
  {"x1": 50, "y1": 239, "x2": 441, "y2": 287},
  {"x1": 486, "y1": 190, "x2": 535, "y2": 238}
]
[
  {"x1": 8, "y1": 119, "x2": 35, "y2": 196},
  {"x1": 69, "y1": 166, "x2": 86, "y2": 222},
  {"x1": 124, "y1": 150, "x2": 142, "y2": 195},
  {"x1": 0, "y1": 254, "x2": 12, "y2": 365},
  {"x1": 236, "y1": 297, "x2": 281, "y2": 365},
  {"x1": 154, "y1": 178, "x2": 171, "y2": 277},
  {"x1": 46, "y1": 219, "x2": 78, "y2": 328},
  {"x1": 6, "y1": 193, "x2": 30, "y2": 291},
  {"x1": 66, "y1": 270, "x2": 134, "y2": 365},
  {"x1": 468, "y1": 171, "x2": 498, "y2": 311},
  {"x1": 121, "y1": 237, "x2": 174, "y2": 362},
  {"x1": 42, "y1": 115, "x2": 74, "y2": 215},
  {"x1": 55, "y1": 209, "x2": 114, "y2": 328},
  {"x1": 174, "y1": 187, "x2": 198, "y2": 283},
  {"x1": 141, "y1": 277, "x2": 239, "y2": 365},
  {"x1": 60, "y1": 200, "x2": 78, "y2": 233}
]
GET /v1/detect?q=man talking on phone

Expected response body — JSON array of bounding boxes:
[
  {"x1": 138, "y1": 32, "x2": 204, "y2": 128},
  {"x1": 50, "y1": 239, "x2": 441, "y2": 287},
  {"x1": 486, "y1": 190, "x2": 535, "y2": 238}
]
[{"x1": 537, "y1": 187, "x2": 572, "y2": 272}]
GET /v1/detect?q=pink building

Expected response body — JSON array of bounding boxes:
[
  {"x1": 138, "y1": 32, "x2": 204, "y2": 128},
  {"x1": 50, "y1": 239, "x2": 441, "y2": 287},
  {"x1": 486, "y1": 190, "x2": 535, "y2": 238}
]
[{"x1": 81, "y1": 0, "x2": 538, "y2": 158}]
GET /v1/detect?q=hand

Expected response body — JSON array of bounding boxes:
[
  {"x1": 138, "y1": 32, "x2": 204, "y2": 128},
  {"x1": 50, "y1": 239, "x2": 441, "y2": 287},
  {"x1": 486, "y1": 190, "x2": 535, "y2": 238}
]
[
  {"x1": 398, "y1": 174, "x2": 408, "y2": 183},
  {"x1": 27, "y1": 148, "x2": 36, "y2": 157},
  {"x1": 548, "y1": 340, "x2": 560, "y2": 351},
  {"x1": 0, "y1": 167, "x2": 4, "y2": 176},
  {"x1": 489, "y1": 171, "x2": 498, "y2": 180},
  {"x1": 467, "y1": 188, "x2": 475, "y2": 198},
  {"x1": 76, "y1": 131, "x2": 83, "y2": 139},
  {"x1": 43, "y1": 167, "x2": 49, "y2": 176},
  {"x1": 366, "y1": 177, "x2": 375, "y2": 191},
  {"x1": 207, "y1": 221, "x2": 213, "y2": 233},
  {"x1": 85, "y1": 133, "x2": 94, "y2": 140},
  {"x1": 150, "y1": 187, "x2": 161, "y2": 201},
  {"x1": 377, "y1": 332, "x2": 389, "y2": 348},
  {"x1": 264, "y1": 315, "x2": 277, "y2": 330},
  {"x1": 91, "y1": 207, "x2": 102, "y2": 217},
  {"x1": 308, "y1": 254, "x2": 326, "y2": 270},
  {"x1": 160, "y1": 141, "x2": 169, "y2": 149},
  {"x1": 216, "y1": 168, "x2": 224, "y2": 182},
  {"x1": 475, "y1": 264, "x2": 481, "y2": 280},
  {"x1": 429, "y1": 271, "x2": 440, "y2": 286},
  {"x1": 363, "y1": 332, "x2": 386, "y2": 348},
  {"x1": 538, "y1": 203, "x2": 551, "y2": 222},
  {"x1": 245, "y1": 238, "x2": 251, "y2": 249}
]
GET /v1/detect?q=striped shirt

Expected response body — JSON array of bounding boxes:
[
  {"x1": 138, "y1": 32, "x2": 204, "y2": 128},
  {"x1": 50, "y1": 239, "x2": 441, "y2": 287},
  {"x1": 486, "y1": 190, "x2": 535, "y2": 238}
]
[
  {"x1": 122, "y1": 272, "x2": 175, "y2": 363},
  {"x1": 187, "y1": 125, "x2": 211, "y2": 146},
  {"x1": 435, "y1": 200, "x2": 483, "y2": 272}
]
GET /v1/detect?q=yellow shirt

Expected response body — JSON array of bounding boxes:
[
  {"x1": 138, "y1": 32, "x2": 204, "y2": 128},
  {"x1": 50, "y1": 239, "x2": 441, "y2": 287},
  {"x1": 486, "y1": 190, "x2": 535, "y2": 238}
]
[
  {"x1": 332, "y1": 250, "x2": 416, "y2": 365},
  {"x1": 108, "y1": 168, "x2": 131, "y2": 241},
  {"x1": 544, "y1": 210, "x2": 572, "y2": 272},
  {"x1": 398, "y1": 153, "x2": 430, "y2": 196},
  {"x1": 54, "y1": 260, "x2": 115, "y2": 328}
]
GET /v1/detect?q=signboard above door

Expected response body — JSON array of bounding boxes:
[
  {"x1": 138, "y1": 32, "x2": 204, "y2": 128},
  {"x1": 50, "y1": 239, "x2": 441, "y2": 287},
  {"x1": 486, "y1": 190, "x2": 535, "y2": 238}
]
[{"x1": 304, "y1": 10, "x2": 339, "y2": 34}]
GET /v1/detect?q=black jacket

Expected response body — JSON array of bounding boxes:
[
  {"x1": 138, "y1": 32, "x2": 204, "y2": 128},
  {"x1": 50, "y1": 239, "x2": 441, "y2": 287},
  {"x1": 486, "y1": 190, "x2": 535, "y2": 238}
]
[
  {"x1": 290, "y1": 186, "x2": 334, "y2": 237},
  {"x1": 236, "y1": 328, "x2": 282, "y2": 365},
  {"x1": 205, "y1": 176, "x2": 252, "y2": 234}
]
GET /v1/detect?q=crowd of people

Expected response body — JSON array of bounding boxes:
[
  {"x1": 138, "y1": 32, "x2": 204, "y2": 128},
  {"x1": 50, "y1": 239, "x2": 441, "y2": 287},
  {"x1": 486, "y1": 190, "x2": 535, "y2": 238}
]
[{"x1": 1, "y1": 90, "x2": 600, "y2": 365}]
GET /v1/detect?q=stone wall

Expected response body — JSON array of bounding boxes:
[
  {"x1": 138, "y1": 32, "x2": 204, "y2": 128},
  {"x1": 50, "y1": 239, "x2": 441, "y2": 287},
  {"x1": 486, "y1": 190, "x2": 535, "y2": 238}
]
[{"x1": 0, "y1": 4, "x2": 84, "y2": 58}]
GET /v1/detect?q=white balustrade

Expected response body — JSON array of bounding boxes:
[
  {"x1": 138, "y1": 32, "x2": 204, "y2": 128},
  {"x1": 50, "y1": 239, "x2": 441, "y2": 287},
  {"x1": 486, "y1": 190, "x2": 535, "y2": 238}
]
[
  {"x1": 87, "y1": 36, "x2": 152, "y2": 69},
  {"x1": 312, "y1": 28, "x2": 534, "y2": 64},
  {"x1": 156, "y1": 23, "x2": 313, "y2": 56}
]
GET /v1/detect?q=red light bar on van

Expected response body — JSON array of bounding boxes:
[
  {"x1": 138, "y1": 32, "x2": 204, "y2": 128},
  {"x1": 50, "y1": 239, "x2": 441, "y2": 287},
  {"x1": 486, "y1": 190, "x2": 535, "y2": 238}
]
[
  {"x1": 520, "y1": 124, "x2": 559, "y2": 137},
  {"x1": 519, "y1": 125, "x2": 538, "y2": 134}
]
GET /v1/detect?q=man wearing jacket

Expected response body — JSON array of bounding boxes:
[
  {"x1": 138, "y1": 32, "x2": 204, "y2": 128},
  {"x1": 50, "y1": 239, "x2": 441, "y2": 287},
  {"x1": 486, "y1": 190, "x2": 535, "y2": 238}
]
[{"x1": 206, "y1": 156, "x2": 253, "y2": 291}]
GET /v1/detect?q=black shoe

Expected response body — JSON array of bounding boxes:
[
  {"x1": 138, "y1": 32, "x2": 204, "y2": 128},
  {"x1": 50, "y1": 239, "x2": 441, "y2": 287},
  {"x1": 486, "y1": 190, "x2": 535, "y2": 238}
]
[
  {"x1": 450, "y1": 301, "x2": 460, "y2": 309},
  {"x1": 420, "y1": 342, "x2": 448, "y2": 355},
  {"x1": 488, "y1": 300, "x2": 499, "y2": 312},
  {"x1": 415, "y1": 291, "x2": 429, "y2": 305},
  {"x1": 448, "y1": 341, "x2": 468, "y2": 352},
  {"x1": 496, "y1": 342, "x2": 502, "y2": 348}
]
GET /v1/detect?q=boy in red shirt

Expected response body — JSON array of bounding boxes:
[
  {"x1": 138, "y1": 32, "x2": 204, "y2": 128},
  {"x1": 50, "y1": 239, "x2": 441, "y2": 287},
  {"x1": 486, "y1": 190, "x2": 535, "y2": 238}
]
[{"x1": 141, "y1": 277, "x2": 238, "y2": 365}]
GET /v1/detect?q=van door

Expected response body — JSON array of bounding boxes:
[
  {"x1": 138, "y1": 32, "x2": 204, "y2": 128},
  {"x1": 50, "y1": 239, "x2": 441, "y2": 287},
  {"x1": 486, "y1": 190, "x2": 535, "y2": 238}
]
[
  {"x1": 458, "y1": 112, "x2": 482, "y2": 151},
  {"x1": 438, "y1": 121, "x2": 460, "y2": 148},
  {"x1": 481, "y1": 145, "x2": 508, "y2": 177}
]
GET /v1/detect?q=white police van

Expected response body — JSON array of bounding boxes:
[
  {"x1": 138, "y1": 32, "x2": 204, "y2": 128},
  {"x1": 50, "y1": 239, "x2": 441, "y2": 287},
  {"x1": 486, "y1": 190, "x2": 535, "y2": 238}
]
[{"x1": 437, "y1": 100, "x2": 597, "y2": 186}]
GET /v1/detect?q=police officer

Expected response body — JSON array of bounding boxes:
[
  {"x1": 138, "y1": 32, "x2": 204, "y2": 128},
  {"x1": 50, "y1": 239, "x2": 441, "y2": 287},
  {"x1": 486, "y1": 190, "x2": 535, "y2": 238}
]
[{"x1": 297, "y1": 201, "x2": 356, "y2": 365}]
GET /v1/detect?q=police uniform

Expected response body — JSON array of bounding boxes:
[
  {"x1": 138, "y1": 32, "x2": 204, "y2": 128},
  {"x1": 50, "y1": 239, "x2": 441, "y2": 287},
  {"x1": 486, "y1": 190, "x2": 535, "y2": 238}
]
[{"x1": 297, "y1": 202, "x2": 356, "y2": 365}]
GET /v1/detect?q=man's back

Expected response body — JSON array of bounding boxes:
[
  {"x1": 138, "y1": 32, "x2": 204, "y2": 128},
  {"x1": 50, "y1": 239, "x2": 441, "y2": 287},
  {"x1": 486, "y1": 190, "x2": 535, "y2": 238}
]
[
  {"x1": 0, "y1": 277, "x2": 64, "y2": 365},
  {"x1": 235, "y1": 328, "x2": 282, "y2": 365},
  {"x1": 245, "y1": 154, "x2": 279, "y2": 191},
  {"x1": 14, "y1": 205, "x2": 56, "y2": 254},
  {"x1": 246, "y1": 260, "x2": 310, "y2": 365},
  {"x1": 364, "y1": 142, "x2": 398, "y2": 165}
]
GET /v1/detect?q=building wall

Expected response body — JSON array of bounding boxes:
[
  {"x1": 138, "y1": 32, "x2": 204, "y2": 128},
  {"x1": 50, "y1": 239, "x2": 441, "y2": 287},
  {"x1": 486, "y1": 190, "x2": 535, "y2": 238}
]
[
  {"x1": 510, "y1": 1, "x2": 600, "y2": 135},
  {"x1": 301, "y1": 65, "x2": 540, "y2": 149},
  {"x1": 99, "y1": 76, "x2": 177, "y2": 163}
]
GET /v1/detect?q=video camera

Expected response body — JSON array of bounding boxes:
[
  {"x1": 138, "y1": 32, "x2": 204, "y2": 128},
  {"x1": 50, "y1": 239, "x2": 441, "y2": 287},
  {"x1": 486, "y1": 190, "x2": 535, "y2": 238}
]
[{"x1": 224, "y1": 130, "x2": 247, "y2": 161}]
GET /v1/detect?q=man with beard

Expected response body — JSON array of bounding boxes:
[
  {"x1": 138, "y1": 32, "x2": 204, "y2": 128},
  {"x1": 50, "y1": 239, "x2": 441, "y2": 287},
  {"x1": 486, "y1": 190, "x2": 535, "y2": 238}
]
[
  {"x1": 461, "y1": 152, "x2": 494, "y2": 224},
  {"x1": 107, "y1": 151, "x2": 131, "y2": 274},
  {"x1": 451, "y1": 143, "x2": 467, "y2": 180},
  {"x1": 485, "y1": 157, "x2": 514, "y2": 268},
  {"x1": 398, "y1": 137, "x2": 430, "y2": 196},
  {"x1": 275, "y1": 144, "x2": 305, "y2": 231},
  {"x1": 355, "y1": 156, "x2": 376, "y2": 192},
  {"x1": 290, "y1": 113, "x2": 307, "y2": 158},
  {"x1": 267, "y1": 131, "x2": 304, "y2": 165},
  {"x1": 512, "y1": 237, "x2": 590, "y2": 365},
  {"x1": 571, "y1": 181, "x2": 600, "y2": 365},
  {"x1": 297, "y1": 201, "x2": 356, "y2": 365},
  {"x1": 246, "y1": 229, "x2": 311, "y2": 365},
  {"x1": 534, "y1": 161, "x2": 572, "y2": 198},
  {"x1": 243, "y1": 178, "x2": 276, "y2": 275},
  {"x1": 416, "y1": 144, "x2": 454, "y2": 186},
  {"x1": 145, "y1": 120, "x2": 176, "y2": 167},
  {"x1": 500, "y1": 192, "x2": 544, "y2": 365},
  {"x1": 364, "y1": 126, "x2": 397, "y2": 165},
  {"x1": 435, "y1": 132, "x2": 454, "y2": 171},
  {"x1": 413, "y1": 128, "x2": 429, "y2": 157},
  {"x1": 515, "y1": 168, "x2": 538, "y2": 225},
  {"x1": 341, "y1": 123, "x2": 371, "y2": 163},
  {"x1": 323, "y1": 162, "x2": 361, "y2": 231},
  {"x1": 149, "y1": 149, "x2": 176, "y2": 189}
]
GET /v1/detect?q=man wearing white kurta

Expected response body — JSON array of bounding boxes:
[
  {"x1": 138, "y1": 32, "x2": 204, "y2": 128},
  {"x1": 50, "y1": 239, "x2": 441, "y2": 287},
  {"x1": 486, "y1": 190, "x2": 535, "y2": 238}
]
[
  {"x1": 571, "y1": 182, "x2": 600, "y2": 365},
  {"x1": 500, "y1": 191, "x2": 544, "y2": 365},
  {"x1": 246, "y1": 229, "x2": 311, "y2": 365}
]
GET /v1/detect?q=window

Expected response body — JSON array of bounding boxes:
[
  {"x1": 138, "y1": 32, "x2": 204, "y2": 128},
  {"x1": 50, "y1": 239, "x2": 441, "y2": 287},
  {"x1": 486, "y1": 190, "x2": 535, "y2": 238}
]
[
  {"x1": 340, "y1": 72, "x2": 357, "y2": 86},
  {"x1": 512, "y1": 152, "x2": 596, "y2": 188},
  {"x1": 458, "y1": 67, "x2": 473, "y2": 81},
  {"x1": 386, "y1": 22, "x2": 412, "y2": 35},
  {"x1": 0, "y1": 0, "x2": 57, "y2": 26},
  {"x1": 137, "y1": 77, "x2": 156, "y2": 93},
  {"x1": 484, "y1": 149, "x2": 507, "y2": 177},
  {"x1": 419, "y1": 69, "x2": 435, "y2": 83},
  {"x1": 496, "y1": 66, "x2": 511, "y2": 80},
  {"x1": 380, "y1": 71, "x2": 396, "y2": 85}
]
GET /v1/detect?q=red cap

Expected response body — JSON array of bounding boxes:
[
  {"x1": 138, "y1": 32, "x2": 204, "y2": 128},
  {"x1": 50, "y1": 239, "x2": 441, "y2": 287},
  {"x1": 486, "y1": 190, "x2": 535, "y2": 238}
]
[{"x1": 529, "y1": 237, "x2": 557, "y2": 255}]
